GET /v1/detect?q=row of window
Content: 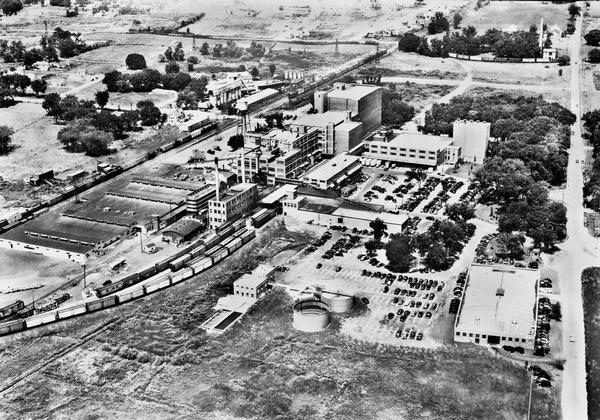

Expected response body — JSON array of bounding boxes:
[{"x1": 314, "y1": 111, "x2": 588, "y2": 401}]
[
  {"x1": 456, "y1": 331, "x2": 527, "y2": 343},
  {"x1": 371, "y1": 145, "x2": 436, "y2": 155}
]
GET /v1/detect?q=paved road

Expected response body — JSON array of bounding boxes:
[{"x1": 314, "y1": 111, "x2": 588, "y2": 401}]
[{"x1": 545, "y1": 8, "x2": 592, "y2": 420}]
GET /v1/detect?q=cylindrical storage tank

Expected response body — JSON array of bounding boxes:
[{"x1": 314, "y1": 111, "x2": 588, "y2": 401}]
[
  {"x1": 293, "y1": 299, "x2": 330, "y2": 332},
  {"x1": 321, "y1": 292, "x2": 353, "y2": 313}
]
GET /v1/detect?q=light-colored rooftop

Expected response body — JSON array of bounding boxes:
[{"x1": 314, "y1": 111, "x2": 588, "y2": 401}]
[
  {"x1": 292, "y1": 111, "x2": 348, "y2": 128},
  {"x1": 235, "y1": 264, "x2": 275, "y2": 288},
  {"x1": 336, "y1": 121, "x2": 363, "y2": 132},
  {"x1": 217, "y1": 183, "x2": 256, "y2": 202},
  {"x1": 303, "y1": 153, "x2": 360, "y2": 182},
  {"x1": 456, "y1": 264, "x2": 539, "y2": 337},
  {"x1": 332, "y1": 207, "x2": 408, "y2": 226},
  {"x1": 238, "y1": 88, "x2": 278, "y2": 106},
  {"x1": 260, "y1": 184, "x2": 298, "y2": 205},
  {"x1": 373, "y1": 132, "x2": 454, "y2": 151},
  {"x1": 327, "y1": 85, "x2": 381, "y2": 101}
]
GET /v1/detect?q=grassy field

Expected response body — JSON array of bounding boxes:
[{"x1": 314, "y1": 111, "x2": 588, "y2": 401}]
[
  {"x1": 461, "y1": 1, "x2": 568, "y2": 33},
  {"x1": 373, "y1": 51, "x2": 467, "y2": 79},
  {"x1": 0, "y1": 221, "x2": 560, "y2": 419},
  {"x1": 581, "y1": 267, "x2": 600, "y2": 420},
  {"x1": 385, "y1": 83, "x2": 455, "y2": 111}
]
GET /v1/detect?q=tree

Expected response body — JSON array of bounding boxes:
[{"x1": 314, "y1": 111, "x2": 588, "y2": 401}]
[
  {"x1": 173, "y1": 47, "x2": 185, "y2": 61},
  {"x1": 187, "y1": 55, "x2": 199, "y2": 64},
  {"x1": 568, "y1": 3, "x2": 581, "y2": 17},
  {"x1": 157, "y1": 54, "x2": 166, "y2": 63},
  {"x1": 95, "y1": 90, "x2": 109, "y2": 109},
  {"x1": 57, "y1": 38, "x2": 79, "y2": 58},
  {"x1": 428, "y1": 12, "x2": 449, "y2": 35},
  {"x1": 423, "y1": 242, "x2": 448, "y2": 271},
  {"x1": 585, "y1": 29, "x2": 600, "y2": 46},
  {"x1": 382, "y1": 91, "x2": 415, "y2": 127},
  {"x1": 370, "y1": 218, "x2": 387, "y2": 243},
  {"x1": 0, "y1": 0, "x2": 23, "y2": 16},
  {"x1": 446, "y1": 202, "x2": 475, "y2": 222},
  {"x1": 136, "y1": 100, "x2": 161, "y2": 126},
  {"x1": 42, "y1": 92, "x2": 62, "y2": 117},
  {"x1": 397, "y1": 33, "x2": 422, "y2": 53},
  {"x1": 200, "y1": 42, "x2": 210, "y2": 55},
  {"x1": 406, "y1": 168, "x2": 427, "y2": 186},
  {"x1": 164, "y1": 46, "x2": 173, "y2": 61},
  {"x1": 162, "y1": 71, "x2": 191, "y2": 91},
  {"x1": 495, "y1": 233, "x2": 525, "y2": 259},
  {"x1": 23, "y1": 49, "x2": 43, "y2": 67},
  {"x1": 268, "y1": 63, "x2": 276, "y2": 75},
  {"x1": 589, "y1": 49, "x2": 600, "y2": 63},
  {"x1": 31, "y1": 79, "x2": 47, "y2": 96},
  {"x1": 14, "y1": 74, "x2": 30, "y2": 94},
  {"x1": 364, "y1": 240, "x2": 379, "y2": 257},
  {"x1": 250, "y1": 66, "x2": 260, "y2": 78},
  {"x1": 385, "y1": 235, "x2": 413, "y2": 272},
  {"x1": 58, "y1": 122, "x2": 114, "y2": 156},
  {"x1": 0, "y1": 125, "x2": 14, "y2": 155},
  {"x1": 165, "y1": 61, "x2": 180, "y2": 74},
  {"x1": 453, "y1": 13, "x2": 462, "y2": 29},
  {"x1": 228, "y1": 133, "x2": 244, "y2": 150},
  {"x1": 557, "y1": 55, "x2": 570, "y2": 66},
  {"x1": 125, "y1": 53, "x2": 146, "y2": 70},
  {"x1": 176, "y1": 89, "x2": 199, "y2": 110}
]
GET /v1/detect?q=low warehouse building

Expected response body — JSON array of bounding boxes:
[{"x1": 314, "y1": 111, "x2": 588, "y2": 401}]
[
  {"x1": 233, "y1": 264, "x2": 275, "y2": 299},
  {"x1": 454, "y1": 264, "x2": 539, "y2": 349},
  {"x1": 161, "y1": 218, "x2": 203, "y2": 244}
]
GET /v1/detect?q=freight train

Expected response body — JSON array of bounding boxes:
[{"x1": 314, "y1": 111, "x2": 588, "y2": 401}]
[
  {"x1": 287, "y1": 48, "x2": 388, "y2": 106},
  {"x1": 0, "y1": 219, "x2": 268, "y2": 337}
]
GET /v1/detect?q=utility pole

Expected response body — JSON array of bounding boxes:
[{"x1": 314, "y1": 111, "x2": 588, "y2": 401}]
[
  {"x1": 527, "y1": 372, "x2": 533, "y2": 420},
  {"x1": 139, "y1": 230, "x2": 143, "y2": 252},
  {"x1": 83, "y1": 263, "x2": 87, "y2": 288}
]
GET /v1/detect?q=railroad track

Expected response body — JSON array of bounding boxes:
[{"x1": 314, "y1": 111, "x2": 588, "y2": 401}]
[{"x1": 0, "y1": 317, "x2": 121, "y2": 395}]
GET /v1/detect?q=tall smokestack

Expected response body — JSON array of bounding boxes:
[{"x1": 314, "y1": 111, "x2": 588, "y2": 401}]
[
  {"x1": 238, "y1": 100, "x2": 248, "y2": 184},
  {"x1": 214, "y1": 157, "x2": 220, "y2": 202}
]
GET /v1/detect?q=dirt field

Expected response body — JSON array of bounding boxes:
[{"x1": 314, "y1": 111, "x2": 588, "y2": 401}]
[
  {"x1": 179, "y1": 0, "x2": 468, "y2": 41},
  {"x1": 0, "y1": 221, "x2": 559, "y2": 419},
  {"x1": 370, "y1": 50, "x2": 467, "y2": 80}
]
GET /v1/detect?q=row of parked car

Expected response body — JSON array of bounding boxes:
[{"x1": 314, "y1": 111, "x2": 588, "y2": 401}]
[
  {"x1": 306, "y1": 231, "x2": 332, "y2": 253},
  {"x1": 423, "y1": 178, "x2": 464, "y2": 214},
  {"x1": 534, "y1": 296, "x2": 552, "y2": 356},
  {"x1": 321, "y1": 234, "x2": 361, "y2": 260},
  {"x1": 401, "y1": 177, "x2": 441, "y2": 212},
  {"x1": 475, "y1": 233, "x2": 499, "y2": 261}
]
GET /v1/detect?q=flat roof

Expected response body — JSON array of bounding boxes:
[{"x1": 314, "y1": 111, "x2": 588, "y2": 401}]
[
  {"x1": 235, "y1": 264, "x2": 275, "y2": 288},
  {"x1": 374, "y1": 132, "x2": 454, "y2": 152},
  {"x1": 260, "y1": 184, "x2": 298, "y2": 205},
  {"x1": 336, "y1": 121, "x2": 363, "y2": 132},
  {"x1": 327, "y1": 85, "x2": 381, "y2": 101},
  {"x1": 304, "y1": 153, "x2": 360, "y2": 182},
  {"x1": 456, "y1": 264, "x2": 538, "y2": 337},
  {"x1": 292, "y1": 111, "x2": 348, "y2": 128},
  {"x1": 239, "y1": 88, "x2": 278, "y2": 106},
  {"x1": 218, "y1": 183, "x2": 256, "y2": 202}
]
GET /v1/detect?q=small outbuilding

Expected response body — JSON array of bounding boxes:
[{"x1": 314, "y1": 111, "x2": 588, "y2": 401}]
[{"x1": 162, "y1": 218, "x2": 203, "y2": 244}]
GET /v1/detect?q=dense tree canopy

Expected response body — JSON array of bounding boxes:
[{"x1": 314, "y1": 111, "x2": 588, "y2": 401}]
[
  {"x1": 125, "y1": 53, "x2": 146, "y2": 70},
  {"x1": 382, "y1": 89, "x2": 415, "y2": 128},
  {"x1": 385, "y1": 234, "x2": 413, "y2": 272},
  {"x1": 0, "y1": 125, "x2": 14, "y2": 155}
]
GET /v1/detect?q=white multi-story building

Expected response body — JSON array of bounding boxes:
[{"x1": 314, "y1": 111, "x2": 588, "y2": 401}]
[
  {"x1": 302, "y1": 153, "x2": 362, "y2": 189},
  {"x1": 452, "y1": 120, "x2": 491, "y2": 164},
  {"x1": 208, "y1": 183, "x2": 258, "y2": 229}
]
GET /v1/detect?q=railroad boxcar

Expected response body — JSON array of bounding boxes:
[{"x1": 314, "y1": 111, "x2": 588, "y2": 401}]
[
  {"x1": 205, "y1": 245, "x2": 229, "y2": 264},
  {"x1": 238, "y1": 229, "x2": 256, "y2": 245},
  {"x1": 0, "y1": 320, "x2": 26, "y2": 336},
  {"x1": 223, "y1": 237, "x2": 243, "y2": 254},
  {"x1": 143, "y1": 274, "x2": 172, "y2": 294},
  {"x1": 0, "y1": 300, "x2": 25, "y2": 319},
  {"x1": 87, "y1": 296, "x2": 118, "y2": 312},
  {"x1": 26, "y1": 311, "x2": 59, "y2": 327},
  {"x1": 190, "y1": 244, "x2": 207, "y2": 258},
  {"x1": 116, "y1": 286, "x2": 145, "y2": 303},
  {"x1": 190, "y1": 256, "x2": 213, "y2": 273},
  {"x1": 170, "y1": 267, "x2": 194, "y2": 284},
  {"x1": 57, "y1": 304, "x2": 87, "y2": 320},
  {"x1": 204, "y1": 232, "x2": 220, "y2": 249},
  {"x1": 169, "y1": 253, "x2": 192, "y2": 271}
]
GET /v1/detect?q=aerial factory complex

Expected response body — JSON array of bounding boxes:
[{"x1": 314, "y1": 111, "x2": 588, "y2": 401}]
[{"x1": 0, "y1": 0, "x2": 595, "y2": 419}]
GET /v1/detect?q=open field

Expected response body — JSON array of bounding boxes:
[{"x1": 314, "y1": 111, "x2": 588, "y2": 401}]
[
  {"x1": 465, "y1": 86, "x2": 570, "y2": 109},
  {"x1": 368, "y1": 51, "x2": 467, "y2": 80},
  {"x1": 0, "y1": 221, "x2": 559, "y2": 419},
  {"x1": 385, "y1": 83, "x2": 455, "y2": 111},
  {"x1": 465, "y1": 60, "x2": 570, "y2": 87},
  {"x1": 179, "y1": 0, "x2": 468, "y2": 41},
  {"x1": 461, "y1": 1, "x2": 568, "y2": 33},
  {"x1": 582, "y1": 267, "x2": 600, "y2": 420}
]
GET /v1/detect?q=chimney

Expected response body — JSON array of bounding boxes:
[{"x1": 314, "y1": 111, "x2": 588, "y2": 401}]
[{"x1": 214, "y1": 157, "x2": 220, "y2": 202}]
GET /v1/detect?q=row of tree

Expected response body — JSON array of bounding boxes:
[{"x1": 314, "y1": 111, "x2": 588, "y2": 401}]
[
  {"x1": 198, "y1": 40, "x2": 266, "y2": 60},
  {"x1": 582, "y1": 110, "x2": 600, "y2": 210},
  {"x1": 399, "y1": 25, "x2": 547, "y2": 59},
  {"x1": 102, "y1": 66, "x2": 208, "y2": 96}
]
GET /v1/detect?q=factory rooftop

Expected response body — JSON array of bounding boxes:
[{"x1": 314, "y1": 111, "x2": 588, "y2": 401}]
[
  {"x1": 303, "y1": 153, "x2": 360, "y2": 181},
  {"x1": 327, "y1": 84, "x2": 381, "y2": 101},
  {"x1": 376, "y1": 132, "x2": 454, "y2": 151},
  {"x1": 456, "y1": 264, "x2": 539, "y2": 338},
  {"x1": 292, "y1": 111, "x2": 348, "y2": 127}
]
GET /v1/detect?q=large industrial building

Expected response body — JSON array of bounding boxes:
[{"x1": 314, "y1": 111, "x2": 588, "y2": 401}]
[
  {"x1": 452, "y1": 120, "x2": 491, "y2": 163},
  {"x1": 282, "y1": 187, "x2": 409, "y2": 233},
  {"x1": 314, "y1": 83, "x2": 382, "y2": 134},
  {"x1": 302, "y1": 153, "x2": 362, "y2": 190},
  {"x1": 365, "y1": 129, "x2": 459, "y2": 167},
  {"x1": 236, "y1": 127, "x2": 321, "y2": 185},
  {"x1": 208, "y1": 182, "x2": 258, "y2": 229},
  {"x1": 454, "y1": 264, "x2": 539, "y2": 349},
  {"x1": 290, "y1": 111, "x2": 355, "y2": 156}
]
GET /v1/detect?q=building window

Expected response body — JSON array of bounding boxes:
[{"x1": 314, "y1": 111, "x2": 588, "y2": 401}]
[
  {"x1": 456, "y1": 332, "x2": 460, "y2": 336},
  {"x1": 469, "y1": 333, "x2": 473, "y2": 337},
  {"x1": 502, "y1": 337, "x2": 506, "y2": 341},
  {"x1": 508, "y1": 337, "x2": 513, "y2": 341}
]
